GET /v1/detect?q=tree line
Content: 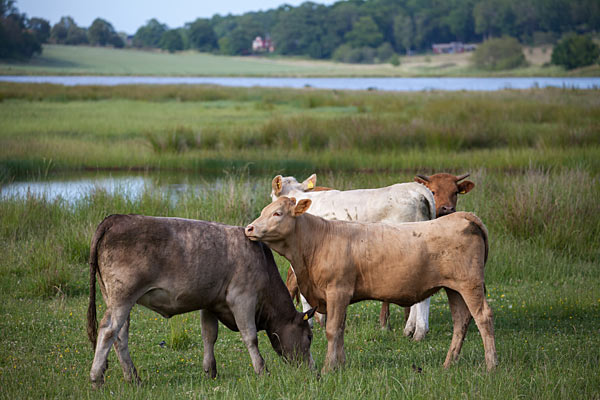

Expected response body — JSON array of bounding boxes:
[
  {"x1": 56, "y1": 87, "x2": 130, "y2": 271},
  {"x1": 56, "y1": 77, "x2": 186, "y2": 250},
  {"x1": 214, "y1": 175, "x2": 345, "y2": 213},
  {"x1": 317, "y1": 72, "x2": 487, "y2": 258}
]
[{"x1": 2, "y1": 0, "x2": 599, "y2": 63}]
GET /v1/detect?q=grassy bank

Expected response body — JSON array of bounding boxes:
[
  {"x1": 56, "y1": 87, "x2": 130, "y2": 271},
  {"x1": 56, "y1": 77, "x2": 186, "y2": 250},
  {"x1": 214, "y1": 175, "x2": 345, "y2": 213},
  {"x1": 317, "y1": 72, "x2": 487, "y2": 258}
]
[
  {"x1": 1, "y1": 83, "x2": 599, "y2": 398},
  {"x1": 1, "y1": 44, "x2": 598, "y2": 77},
  {"x1": 1, "y1": 83, "x2": 599, "y2": 181},
  {"x1": 0, "y1": 168, "x2": 599, "y2": 399}
]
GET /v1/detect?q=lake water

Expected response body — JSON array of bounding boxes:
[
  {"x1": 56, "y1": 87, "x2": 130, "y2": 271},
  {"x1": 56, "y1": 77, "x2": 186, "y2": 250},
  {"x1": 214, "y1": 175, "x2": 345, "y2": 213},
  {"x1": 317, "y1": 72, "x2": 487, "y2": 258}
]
[{"x1": 1, "y1": 75, "x2": 599, "y2": 91}]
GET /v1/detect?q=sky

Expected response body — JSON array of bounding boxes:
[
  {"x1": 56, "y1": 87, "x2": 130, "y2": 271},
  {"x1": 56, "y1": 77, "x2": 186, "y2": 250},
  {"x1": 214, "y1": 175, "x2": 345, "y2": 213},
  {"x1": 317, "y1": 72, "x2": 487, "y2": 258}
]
[{"x1": 17, "y1": 0, "x2": 338, "y2": 35}]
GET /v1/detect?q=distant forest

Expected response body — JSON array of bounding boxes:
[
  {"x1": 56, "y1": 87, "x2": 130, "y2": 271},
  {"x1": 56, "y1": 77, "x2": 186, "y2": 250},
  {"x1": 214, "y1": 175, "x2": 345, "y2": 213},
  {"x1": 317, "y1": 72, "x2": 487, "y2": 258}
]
[{"x1": 2, "y1": 0, "x2": 600, "y2": 61}]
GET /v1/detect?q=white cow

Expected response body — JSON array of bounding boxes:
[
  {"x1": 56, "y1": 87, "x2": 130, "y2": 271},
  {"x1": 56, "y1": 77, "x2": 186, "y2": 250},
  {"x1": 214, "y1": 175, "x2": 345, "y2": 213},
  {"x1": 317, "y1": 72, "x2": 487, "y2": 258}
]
[{"x1": 271, "y1": 173, "x2": 435, "y2": 340}]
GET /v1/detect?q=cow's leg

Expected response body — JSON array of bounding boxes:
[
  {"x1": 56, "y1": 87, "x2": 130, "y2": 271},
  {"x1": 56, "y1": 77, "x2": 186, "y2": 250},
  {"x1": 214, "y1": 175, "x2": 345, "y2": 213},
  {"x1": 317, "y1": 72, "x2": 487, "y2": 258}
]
[
  {"x1": 112, "y1": 314, "x2": 140, "y2": 385},
  {"x1": 412, "y1": 297, "x2": 431, "y2": 341},
  {"x1": 379, "y1": 302, "x2": 390, "y2": 330},
  {"x1": 460, "y1": 286, "x2": 498, "y2": 371},
  {"x1": 201, "y1": 310, "x2": 219, "y2": 379},
  {"x1": 90, "y1": 305, "x2": 132, "y2": 389},
  {"x1": 403, "y1": 304, "x2": 417, "y2": 337},
  {"x1": 443, "y1": 288, "x2": 472, "y2": 368},
  {"x1": 322, "y1": 290, "x2": 350, "y2": 373},
  {"x1": 231, "y1": 301, "x2": 265, "y2": 375}
]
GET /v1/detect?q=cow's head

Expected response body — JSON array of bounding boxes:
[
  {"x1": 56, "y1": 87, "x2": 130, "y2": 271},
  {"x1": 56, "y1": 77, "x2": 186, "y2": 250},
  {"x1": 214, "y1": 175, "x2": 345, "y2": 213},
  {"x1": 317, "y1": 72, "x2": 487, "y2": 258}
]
[
  {"x1": 267, "y1": 306, "x2": 317, "y2": 368},
  {"x1": 414, "y1": 173, "x2": 475, "y2": 217},
  {"x1": 271, "y1": 174, "x2": 317, "y2": 201},
  {"x1": 246, "y1": 196, "x2": 312, "y2": 242}
]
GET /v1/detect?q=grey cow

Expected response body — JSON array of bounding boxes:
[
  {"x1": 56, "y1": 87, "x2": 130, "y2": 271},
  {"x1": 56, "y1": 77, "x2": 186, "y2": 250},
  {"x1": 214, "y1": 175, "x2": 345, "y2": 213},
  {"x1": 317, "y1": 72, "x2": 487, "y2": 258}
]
[{"x1": 87, "y1": 214, "x2": 315, "y2": 388}]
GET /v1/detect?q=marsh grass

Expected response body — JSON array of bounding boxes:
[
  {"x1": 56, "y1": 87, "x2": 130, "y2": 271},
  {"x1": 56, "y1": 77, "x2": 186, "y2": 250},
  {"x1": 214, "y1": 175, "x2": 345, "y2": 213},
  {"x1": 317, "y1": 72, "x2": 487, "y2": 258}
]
[{"x1": 1, "y1": 84, "x2": 599, "y2": 180}]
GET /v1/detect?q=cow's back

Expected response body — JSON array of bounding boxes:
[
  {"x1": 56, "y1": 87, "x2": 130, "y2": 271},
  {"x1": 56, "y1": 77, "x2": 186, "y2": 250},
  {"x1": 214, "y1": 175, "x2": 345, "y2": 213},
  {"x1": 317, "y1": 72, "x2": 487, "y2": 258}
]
[
  {"x1": 287, "y1": 182, "x2": 435, "y2": 223},
  {"x1": 95, "y1": 214, "x2": 270, "y2": 317}
]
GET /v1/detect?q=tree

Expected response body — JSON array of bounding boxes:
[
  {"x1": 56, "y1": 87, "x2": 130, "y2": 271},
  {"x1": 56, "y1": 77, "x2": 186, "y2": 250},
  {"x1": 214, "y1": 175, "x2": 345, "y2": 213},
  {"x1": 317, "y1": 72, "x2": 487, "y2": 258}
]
[
  {"x1": 133, "y1": 18, "x2": 167, "y2": 48},
  {"x1": 65, "y1": 24, "x2": 88, "y2": 45},
  {"x1": 0, "y1": 0, "x2": 42, "y2": 59},
  {"x1": 28, "y1": 17, "x2": 50, "y2": 43},
  {"x1": 393, "y1": 14, "x2": 414, "y2": 54},
  {"x1": 159, "y1": 29, "x2": 183, "y2": 53},
  {"x1": 188, "y1": 18, "x2": 217, "y2": 52},
  {"x1": 344, "y1": 16, "x2": 383, "y2": 48},
  {"x1": 472, "y1": 36, "x2": 527, "y2": 70},
  {"x1": 88, "y1": 18, "x2": 120, "y2": 47},
  {"x1": 551, "y1": 33, "x2": 600, "y2": 70}
]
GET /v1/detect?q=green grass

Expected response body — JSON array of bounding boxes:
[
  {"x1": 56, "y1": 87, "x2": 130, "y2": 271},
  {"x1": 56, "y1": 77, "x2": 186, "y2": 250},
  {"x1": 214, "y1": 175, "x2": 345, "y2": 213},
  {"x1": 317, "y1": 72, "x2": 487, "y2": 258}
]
[
  {"x1": 0, "y1": 169, "x2": 599, "y2": 398},
  {"x1": 0, "y1": 83, "x2": 599, "y2": 398},
  {"x1": 1, "y1": 44, "x2": 598, "y2": 77}
]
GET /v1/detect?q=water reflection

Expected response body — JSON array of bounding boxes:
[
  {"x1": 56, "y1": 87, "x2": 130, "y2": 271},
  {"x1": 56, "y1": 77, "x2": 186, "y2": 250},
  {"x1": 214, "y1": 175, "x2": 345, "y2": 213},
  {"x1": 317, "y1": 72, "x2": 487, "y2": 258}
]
[
  {"x1": 0, "y1": 175, "x2": 150, "y2": 203},
  {"x1": 0, "y1": 172, "x2": 268, "y2": 204}
]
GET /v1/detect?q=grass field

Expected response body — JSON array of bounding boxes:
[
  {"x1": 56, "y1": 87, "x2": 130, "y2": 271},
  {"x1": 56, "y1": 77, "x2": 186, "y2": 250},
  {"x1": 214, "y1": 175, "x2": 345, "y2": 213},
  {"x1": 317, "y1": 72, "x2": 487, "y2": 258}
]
[
  {"x1": 0, "y1": 83, "x2": 599, "y2": 398},
  {"x1": 1, "y1": 44, "x2": 599, "y2": 77}
]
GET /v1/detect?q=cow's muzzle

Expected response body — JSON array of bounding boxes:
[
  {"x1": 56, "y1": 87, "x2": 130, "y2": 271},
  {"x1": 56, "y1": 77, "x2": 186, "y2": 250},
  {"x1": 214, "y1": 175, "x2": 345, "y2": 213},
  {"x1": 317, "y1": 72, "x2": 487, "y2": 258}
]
[
  {"x1": 245, "y1": 224, "x2": 259, "y2": 240},
  {"x1": 438, "y1": 206, "x2": 456, "y2": 216}
]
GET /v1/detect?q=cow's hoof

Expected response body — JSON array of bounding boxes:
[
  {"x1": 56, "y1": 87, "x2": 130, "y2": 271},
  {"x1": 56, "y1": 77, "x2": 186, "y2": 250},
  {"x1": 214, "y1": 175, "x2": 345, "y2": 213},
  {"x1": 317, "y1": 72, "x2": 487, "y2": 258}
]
[
  {"x1": 91, "y1": 379, "x2": 104, "y2": 390},
  {"x1": 403, "y1": 325, "x2": 415, "y2": 337},
  {"x1": 412, "y1": 328, "x2": 428, "y2": 341},
  {"x1": 204, "y1": 369, "x2": 217, "y2": 379}
]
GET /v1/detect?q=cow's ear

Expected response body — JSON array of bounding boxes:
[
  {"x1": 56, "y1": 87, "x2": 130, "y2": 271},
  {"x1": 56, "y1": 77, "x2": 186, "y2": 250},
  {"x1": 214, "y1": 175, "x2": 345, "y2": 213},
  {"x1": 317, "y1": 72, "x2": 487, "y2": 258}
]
[
  {"x1": 303, "y1": 306, "x2": 318, "y2": 321},
  {"x1": 294, "y1": 199, "x2": 312, "y2": 216},
  {"x1": 458, "y1": 180, "x2": 475, "y2": 194},
  {"x1": 414, "y1": 175, "x2": 430, "y2": 187},
  {"x1": 302, "y1": 174, "x2": 317, "y2": 191},
  {"x1": 272, "y1": 175, "x2": 283, "y2": 196}
]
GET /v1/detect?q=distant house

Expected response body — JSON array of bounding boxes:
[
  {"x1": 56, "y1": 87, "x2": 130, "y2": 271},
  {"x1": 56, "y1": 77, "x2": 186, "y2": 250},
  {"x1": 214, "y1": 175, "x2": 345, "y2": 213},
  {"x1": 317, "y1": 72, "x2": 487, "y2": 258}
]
[
  {"x1": 252, "y1": 36, "x2": 275, "y2": 53},
  {"x1": 432, "y1": 42, "x2": 477, "y2": 54}
]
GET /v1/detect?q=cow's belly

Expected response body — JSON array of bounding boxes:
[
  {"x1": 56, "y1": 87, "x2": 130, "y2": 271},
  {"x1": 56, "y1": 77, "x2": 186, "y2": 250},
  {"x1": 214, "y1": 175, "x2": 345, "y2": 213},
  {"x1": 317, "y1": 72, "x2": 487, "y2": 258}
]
[
  {"x1": 352, "y1": 240, "x2": 443, "y2": 305},
  {"x1": 137, "y1": 287, "x2": 212, "y2": 318}
]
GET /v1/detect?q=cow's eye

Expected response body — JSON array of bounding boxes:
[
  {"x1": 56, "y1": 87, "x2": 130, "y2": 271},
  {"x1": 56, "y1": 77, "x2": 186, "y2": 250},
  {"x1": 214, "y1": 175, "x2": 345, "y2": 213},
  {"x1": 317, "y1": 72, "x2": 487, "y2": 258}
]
[
  {"x1": 431, "y1": 191, "x2": 435, "y2": 195},
  {"x1": 273, "y1": 212, "x2": 281, "y2": 217}
]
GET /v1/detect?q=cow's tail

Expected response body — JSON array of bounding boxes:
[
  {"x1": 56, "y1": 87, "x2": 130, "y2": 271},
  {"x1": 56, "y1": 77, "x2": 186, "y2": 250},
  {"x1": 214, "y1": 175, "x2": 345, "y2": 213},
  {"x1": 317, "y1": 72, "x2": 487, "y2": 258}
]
[
  {"x1": 463, "y1": 212, "x2": 489, "y2": 265},
  {"x1": 87, "y1": 215, "x2": 114, "y2": 350}
]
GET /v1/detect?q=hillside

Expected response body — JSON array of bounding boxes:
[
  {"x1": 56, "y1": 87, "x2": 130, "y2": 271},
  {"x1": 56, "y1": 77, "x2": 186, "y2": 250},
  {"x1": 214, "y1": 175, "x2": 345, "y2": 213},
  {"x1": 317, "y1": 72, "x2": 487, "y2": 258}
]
[{"x1": 1, "y1": 44, "x2": 597, "y2": 77}]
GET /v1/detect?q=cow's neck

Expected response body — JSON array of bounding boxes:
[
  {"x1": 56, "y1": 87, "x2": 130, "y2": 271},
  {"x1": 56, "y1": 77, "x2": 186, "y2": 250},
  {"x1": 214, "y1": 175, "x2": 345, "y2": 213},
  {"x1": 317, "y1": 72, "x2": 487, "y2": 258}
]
[
  {"x1": 256, "y1": 254, "x2": 298, "y2": 334},
  {"x1": 273, "y1": 213, "x2": 326, "y2": 288}
]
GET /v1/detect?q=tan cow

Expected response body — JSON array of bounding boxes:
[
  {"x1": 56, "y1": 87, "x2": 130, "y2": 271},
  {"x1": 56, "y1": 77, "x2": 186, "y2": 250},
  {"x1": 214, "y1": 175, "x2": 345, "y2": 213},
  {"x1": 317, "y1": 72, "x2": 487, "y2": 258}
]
[{"x1": 245, "y1": 197, "x2": 497, "y2": 372}]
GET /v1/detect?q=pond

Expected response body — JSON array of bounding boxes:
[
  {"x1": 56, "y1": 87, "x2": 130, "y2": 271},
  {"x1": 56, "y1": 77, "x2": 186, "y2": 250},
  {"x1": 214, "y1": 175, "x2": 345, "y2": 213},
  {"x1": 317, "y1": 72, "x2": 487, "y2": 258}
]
[
  {"x1": 1, "y1": 75, "x2": 599, "y2": 91},
  {"x1": 0, "y1": 172, "x2": 260, "y2": 204}
]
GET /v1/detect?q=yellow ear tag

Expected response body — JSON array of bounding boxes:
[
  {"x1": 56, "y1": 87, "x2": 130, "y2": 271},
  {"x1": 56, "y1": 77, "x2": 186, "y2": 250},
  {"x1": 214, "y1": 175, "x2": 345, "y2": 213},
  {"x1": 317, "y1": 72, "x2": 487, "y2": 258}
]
[
  {"x1": 303, "y1": 314, "x2": 309, "y2": 320},
  {"x1": 307, "y1": 181, "x2": 314, "y2": 189},
  {"x1": 459, "y1": 190, "x2": 466, "y2": 194},
  {"x1": 277, "y1": 182, "x2": 282, "y2": 191}
]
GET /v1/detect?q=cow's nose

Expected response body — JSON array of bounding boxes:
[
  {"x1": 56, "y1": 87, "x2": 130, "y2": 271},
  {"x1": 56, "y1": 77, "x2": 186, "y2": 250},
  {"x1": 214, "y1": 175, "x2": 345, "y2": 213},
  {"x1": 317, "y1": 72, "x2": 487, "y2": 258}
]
[
  {"x1": 245, "y1": 225, "x2": 254, "y2": 234},
  {"x1": 440, "y1": 206, "x2": 455, "y2": 214}
]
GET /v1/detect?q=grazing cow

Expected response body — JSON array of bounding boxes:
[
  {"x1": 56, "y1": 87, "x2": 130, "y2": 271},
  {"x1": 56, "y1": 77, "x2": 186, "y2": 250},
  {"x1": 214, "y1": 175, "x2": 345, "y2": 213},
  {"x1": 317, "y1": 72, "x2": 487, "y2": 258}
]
[
  {"x1": 272, "y1": 173, "x2": 474, "y2": 339},
  {"x1": 245, "y1": 197, "x2": 497, "y2": 372},
  {"x1": 87, "y1": 214, "x2": 315, "y2": 388}
]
